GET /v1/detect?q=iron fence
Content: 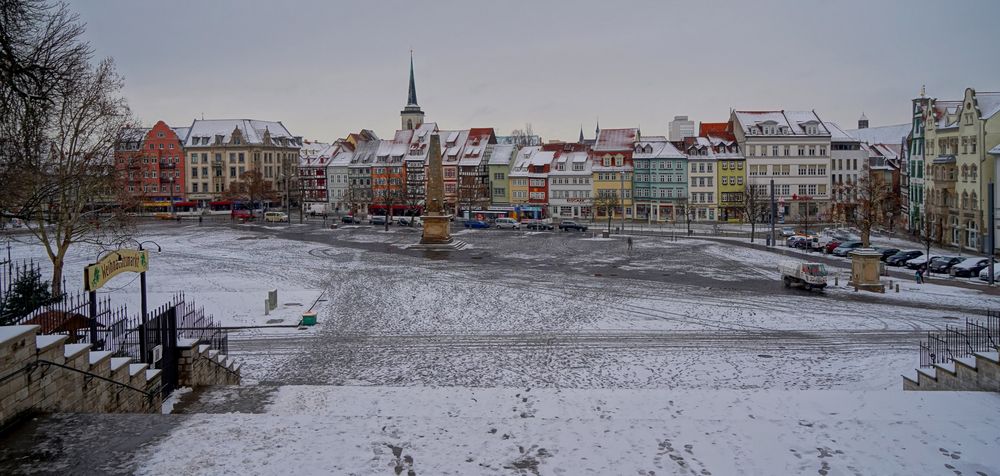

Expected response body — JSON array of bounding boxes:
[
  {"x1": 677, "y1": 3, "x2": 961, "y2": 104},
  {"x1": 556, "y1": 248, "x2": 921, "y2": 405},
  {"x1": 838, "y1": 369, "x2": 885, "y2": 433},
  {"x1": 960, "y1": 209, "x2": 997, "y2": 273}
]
[{"x1": 919, "y1": 310, "x2": 1000, "y2": 367}]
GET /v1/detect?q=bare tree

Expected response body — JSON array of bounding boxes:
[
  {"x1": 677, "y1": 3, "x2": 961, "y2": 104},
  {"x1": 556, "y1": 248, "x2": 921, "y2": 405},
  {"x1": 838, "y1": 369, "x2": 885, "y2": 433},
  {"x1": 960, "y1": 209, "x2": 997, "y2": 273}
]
[
  {"x1": 223, "y1": 169, "x2": 274, "y2": 220},
  {"x1": 16, "y1": 58, "x2": 135, "y2": 295},
  {"x1": 741, "y1": 181, "x2": 768, "y2": 243},
  {"x1": 1, "y1": 0, "x2": 92, "y2": 221},
  {"x1": 676, "y1": 196, "x2": 693, "y2": 236},
  {"x1": 508, "y1": 123, "x2": 536, "y2": 148},
  {"x1": 593, "y1": 193, "x2": 620, "y2": 233},
  {"x1": 851, "y1": 173, "x2": 894, "y2": 247}
]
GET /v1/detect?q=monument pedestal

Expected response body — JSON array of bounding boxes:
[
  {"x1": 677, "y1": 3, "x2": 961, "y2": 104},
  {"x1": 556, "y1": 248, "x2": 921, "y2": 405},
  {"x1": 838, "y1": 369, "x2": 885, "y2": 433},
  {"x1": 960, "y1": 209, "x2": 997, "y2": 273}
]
[
  {"x1": 420, "y1": 214, "x2": 453, "y2": 245},
  {"x1": 849, "y1": 247, "x2": 885, "y2": 293}
]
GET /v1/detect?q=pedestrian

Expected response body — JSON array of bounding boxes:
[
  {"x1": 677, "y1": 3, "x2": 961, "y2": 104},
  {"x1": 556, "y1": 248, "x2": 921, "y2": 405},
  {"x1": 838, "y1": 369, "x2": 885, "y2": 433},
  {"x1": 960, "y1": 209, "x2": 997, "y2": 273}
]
[
  {"x1": 915, "y1": 267, "x2": 923, "y2": 284},
  {"x1": 626, "y1": 236, "x2": 633, "y2": 252}
]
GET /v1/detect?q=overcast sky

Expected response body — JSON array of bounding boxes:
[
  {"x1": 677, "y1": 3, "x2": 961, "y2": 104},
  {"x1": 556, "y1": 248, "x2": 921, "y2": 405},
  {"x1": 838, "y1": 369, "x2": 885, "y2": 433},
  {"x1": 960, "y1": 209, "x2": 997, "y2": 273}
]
[{"x1": 69, "y1": 0, "x2": 999, "y2": 142}]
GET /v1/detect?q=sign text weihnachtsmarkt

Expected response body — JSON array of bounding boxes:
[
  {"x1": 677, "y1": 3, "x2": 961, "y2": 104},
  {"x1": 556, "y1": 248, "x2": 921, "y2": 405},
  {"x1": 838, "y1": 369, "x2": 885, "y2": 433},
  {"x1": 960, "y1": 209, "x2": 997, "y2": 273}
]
[{"x1": 84, "y1": 250, "x2": 149, "y2": 291}]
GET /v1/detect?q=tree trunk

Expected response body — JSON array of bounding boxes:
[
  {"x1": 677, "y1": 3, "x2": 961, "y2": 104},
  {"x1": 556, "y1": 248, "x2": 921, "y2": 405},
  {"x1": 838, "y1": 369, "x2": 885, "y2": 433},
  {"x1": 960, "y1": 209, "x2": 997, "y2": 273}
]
[
  {"x1": 51, "y1": 256, "x2": 64, "y2": 297},
  {"x1": 750, "y1": 221, "x2": 755, "y2": 243}
]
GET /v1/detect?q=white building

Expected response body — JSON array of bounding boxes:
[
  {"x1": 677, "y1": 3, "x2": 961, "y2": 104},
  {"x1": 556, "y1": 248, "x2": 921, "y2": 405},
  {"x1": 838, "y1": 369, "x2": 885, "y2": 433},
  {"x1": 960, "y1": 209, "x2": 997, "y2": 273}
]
[
  {"x1": 669, "y1": 115, "x2": 696, "y2": 141},
  {"x1": 731, "y1": 110, "x2": 832, "y2": 221},
  {"x1": 824, "y1": 122, "x2": 865, "y2": 220},
  {"x1": 327, "y1": 140, "x2": 353, "y2": 215},
  {"x1": 548, "y1": 145, "x2": 592, "y2": 219},
  {"x1": 298, "y1": 141, "x2": 332, "y2": 214}
]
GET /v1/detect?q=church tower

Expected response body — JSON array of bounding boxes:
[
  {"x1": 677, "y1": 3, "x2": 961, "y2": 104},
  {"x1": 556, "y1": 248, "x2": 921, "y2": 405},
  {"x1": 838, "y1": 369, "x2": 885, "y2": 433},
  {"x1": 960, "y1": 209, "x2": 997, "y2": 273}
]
[
  {"x1": 858, "y1": 112, "x2": 869, "y2": 129},
  {"x1": 401, "y1": 52, "x2": 425, "y2": 131}
]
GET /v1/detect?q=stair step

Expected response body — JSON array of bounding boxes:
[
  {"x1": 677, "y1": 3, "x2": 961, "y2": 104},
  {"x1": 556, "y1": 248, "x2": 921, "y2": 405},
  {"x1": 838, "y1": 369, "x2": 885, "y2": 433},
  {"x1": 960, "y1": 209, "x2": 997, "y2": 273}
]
[
  {"x1": 197, "y1": 344, "x2": 211, "y2": 354},
  {"x1": 146, "y1": 369, "x2": 161, "y2": 381},
  {"x1": 916, "y1": 367, "x2": 937, "y2": 380},
  {"x1": 88, "y1": 351, "x2": 113, "y2": 365},
  {"x1": 974, "y1": 351, "x2": 999, "y2": 364},
  {"x1": 953, "y1": 356, "x2": 977, "y2": 370},
  {"x1": 0, "y1": 325, "x2": 38, "y2": 347},
  {"x1": 35, "y1": 334, "x2": 67, "y2": 352},
  {"x1": 64, "y1": 343, "x2": 91, "y2": 359},
  {"x1": 109, "y1": 357, "x2": 131, "y2": 372},
  {"x1": 208, "y1": 350, "x2": 219, "y2": 359},
  {"x1": 128, "y1": 363, "x2": 148, "y2": 377}
]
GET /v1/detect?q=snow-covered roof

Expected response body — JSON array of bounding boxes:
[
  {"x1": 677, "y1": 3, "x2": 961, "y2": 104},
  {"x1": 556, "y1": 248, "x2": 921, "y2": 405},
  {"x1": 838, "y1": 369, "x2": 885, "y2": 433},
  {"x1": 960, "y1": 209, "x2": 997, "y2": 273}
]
[
  {"x1": 684, "y1": 136, "x2": 743, "y2": 160},
  {"x1": 734, "y1": 110, "x2": 830, "y2": 136},
  {"x1": 824, "y1": 122, "x2": 857, "y2": 143},
  {"x1": 972, "y1": 91, "x2": 1000, "y2": 119},
  {"x1": 120, "y1": 127, "x2": 150, "y2": 142},
  {"x1": 184, "y1": 119, "x2": 300, "y2": 148},
  {"x1": 299, "y1": 142, "x2": 333, "y2": 167},
  {"x1": 549, "y1": 151, "x2": 591, "y2": 175},
  {"x1": 594, "y1": 128, "x2": 639, "y2": 151},
  {"x1": 633, "y1": 137, "x2": 685, "y2": 159},
  {"x1": 989, "y1": 144, "x2": 1000, "y2": 155},
  {"x1": 529, "y1": 150, "x2": 555, "y2": 167},
  {"x1": 845, "y1": 123, "x2": 909, "y2": 146},
  {"x1": 171, "y1": 127, "x2": 190, "y2": 142},
  {"x1": 487, "y1": 144, "x2": 516, "y2": 166}
]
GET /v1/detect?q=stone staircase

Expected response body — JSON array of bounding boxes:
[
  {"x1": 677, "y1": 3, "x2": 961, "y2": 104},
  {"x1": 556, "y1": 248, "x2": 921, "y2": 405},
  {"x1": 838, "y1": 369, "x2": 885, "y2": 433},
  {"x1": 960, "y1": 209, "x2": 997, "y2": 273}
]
[
  {"x1": 0, "y1": 325, "x2": 238, "y2": 428},
  {"x1": 903, "y1": 347, "x2": 1000, "y2": 391}
]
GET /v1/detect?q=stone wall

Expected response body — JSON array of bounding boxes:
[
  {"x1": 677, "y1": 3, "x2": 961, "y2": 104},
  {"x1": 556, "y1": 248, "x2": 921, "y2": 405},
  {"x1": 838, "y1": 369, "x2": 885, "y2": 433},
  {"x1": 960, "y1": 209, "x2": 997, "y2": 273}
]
[
  {"x1": 903, "y1": 351, "x2": 1000, "y2": 392},
  {"x1": 177, "y1": 340, "x2": 240, "y2": 387},
  {"x1": 1, "y1": 325, "x2": 239, "y2": 429}
]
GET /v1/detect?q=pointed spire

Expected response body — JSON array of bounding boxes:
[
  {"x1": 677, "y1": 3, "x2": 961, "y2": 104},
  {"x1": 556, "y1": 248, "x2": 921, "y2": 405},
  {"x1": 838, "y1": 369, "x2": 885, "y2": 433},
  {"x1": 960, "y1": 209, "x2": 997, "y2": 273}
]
[
  {"x1": 407, "y1": 50, "x2": 418, "y2": 107},
  {"x1": 579, "y1": 126, "x2": 584, "y2": 143},
  {"x1": 595, "y1": 118, "x2": 600, "y2": 137}
]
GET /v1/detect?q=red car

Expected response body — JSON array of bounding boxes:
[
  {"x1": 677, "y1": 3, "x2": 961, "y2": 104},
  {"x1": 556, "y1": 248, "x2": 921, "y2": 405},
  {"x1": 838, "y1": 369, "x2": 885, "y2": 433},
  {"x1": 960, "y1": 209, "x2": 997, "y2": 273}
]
[
  {"x1": 232, "y1": 209, "x2": 254, "y2": 221},
  {"x1": 824, "y1": 240, "x2": 841, "y2": 254}
]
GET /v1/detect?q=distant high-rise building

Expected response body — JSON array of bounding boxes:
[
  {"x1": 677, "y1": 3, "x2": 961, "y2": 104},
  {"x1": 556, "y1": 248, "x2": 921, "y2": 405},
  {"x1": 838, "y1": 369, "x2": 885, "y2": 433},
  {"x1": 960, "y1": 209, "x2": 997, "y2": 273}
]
[{"x1": 669, "y1": 115, "x2": 696, "y2": 141}]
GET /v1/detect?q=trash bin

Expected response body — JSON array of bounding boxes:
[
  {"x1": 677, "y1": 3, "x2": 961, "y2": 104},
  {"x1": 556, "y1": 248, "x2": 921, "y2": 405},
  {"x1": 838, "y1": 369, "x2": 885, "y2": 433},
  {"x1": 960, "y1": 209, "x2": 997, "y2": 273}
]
[{"x1": 301, "y1": 311, "x2": 317, "y2": 326}]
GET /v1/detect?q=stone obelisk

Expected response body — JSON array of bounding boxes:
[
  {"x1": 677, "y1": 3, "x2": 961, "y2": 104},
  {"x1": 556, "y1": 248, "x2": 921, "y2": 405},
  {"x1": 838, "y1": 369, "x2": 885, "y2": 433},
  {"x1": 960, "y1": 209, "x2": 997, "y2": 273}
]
[{"x1": 420, "y1": 134, "x2": 453, "y2": 244}]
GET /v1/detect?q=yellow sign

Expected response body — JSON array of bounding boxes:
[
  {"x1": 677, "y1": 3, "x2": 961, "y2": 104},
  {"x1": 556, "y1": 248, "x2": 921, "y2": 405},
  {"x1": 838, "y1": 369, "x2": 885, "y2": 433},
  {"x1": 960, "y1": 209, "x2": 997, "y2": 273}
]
[{"x1": 84, "y1": 250, "x2": 149, "y2": 291}]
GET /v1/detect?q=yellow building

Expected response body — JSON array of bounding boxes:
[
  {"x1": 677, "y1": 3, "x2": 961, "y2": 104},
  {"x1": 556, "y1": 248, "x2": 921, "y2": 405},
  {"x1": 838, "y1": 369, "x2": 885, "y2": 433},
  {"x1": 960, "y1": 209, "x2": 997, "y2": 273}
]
[
  {"x1": 717, "y1": 157, "x2": 746, "y2": 221},
  {"x1": 591, "y1": 128, "x2": 638, "y2": 219}
]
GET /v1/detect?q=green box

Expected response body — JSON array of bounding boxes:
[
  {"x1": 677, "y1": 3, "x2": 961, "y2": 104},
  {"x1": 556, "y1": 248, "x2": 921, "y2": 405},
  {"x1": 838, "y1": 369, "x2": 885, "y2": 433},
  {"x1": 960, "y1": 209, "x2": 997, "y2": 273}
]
[{"x1": 301, "y1": 311, "x2": 317, "y2": 326}]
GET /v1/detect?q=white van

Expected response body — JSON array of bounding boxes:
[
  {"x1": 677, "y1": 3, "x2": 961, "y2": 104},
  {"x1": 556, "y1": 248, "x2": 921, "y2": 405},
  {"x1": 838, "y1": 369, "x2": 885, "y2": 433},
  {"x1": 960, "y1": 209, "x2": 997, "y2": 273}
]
[{"x1": 494, "y1": 217, "x2": 520, "y2": 230}]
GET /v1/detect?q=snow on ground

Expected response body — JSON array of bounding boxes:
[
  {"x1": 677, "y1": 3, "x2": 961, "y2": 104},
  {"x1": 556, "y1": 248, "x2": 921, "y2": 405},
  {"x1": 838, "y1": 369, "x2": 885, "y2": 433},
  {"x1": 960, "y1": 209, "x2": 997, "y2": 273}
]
[{"x1": 137, "y1": 385, "x2": 1000, "y2": 475}]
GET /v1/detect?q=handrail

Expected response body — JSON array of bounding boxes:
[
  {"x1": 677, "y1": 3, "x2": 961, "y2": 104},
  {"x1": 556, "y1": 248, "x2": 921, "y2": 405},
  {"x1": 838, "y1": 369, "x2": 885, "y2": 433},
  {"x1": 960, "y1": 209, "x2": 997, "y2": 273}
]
[
  {"x1": 34, "y1": 359, "x2": 157, "y2": 401},
  {"x1": 202, "y1": 353, "x2": 239, "y2": 377}
]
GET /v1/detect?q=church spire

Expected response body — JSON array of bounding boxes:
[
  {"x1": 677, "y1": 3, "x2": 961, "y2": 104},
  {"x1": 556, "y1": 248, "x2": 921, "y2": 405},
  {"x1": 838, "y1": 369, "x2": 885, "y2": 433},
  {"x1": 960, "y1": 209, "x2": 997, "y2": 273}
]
[
  {"x1": 579, "y1": 125, "x2": 584, "y2": 143},
  {"x1": 407, "y1": 50, "x2": 418, "y2": 107}
]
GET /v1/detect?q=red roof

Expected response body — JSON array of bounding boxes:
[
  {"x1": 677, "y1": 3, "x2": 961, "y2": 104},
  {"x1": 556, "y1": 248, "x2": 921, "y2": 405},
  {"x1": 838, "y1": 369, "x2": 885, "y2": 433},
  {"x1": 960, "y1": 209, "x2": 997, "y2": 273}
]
[
  {"x1": 594, "y1": 128, "x2": 638, "y2": 151},
  {"x1": 699, "y1": 122, "x2": 736, "y2": 141}
]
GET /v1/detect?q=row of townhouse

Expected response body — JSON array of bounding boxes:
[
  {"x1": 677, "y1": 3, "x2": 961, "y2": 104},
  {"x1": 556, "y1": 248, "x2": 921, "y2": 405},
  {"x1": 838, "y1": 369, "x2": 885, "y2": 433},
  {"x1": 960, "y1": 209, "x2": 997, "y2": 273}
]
[{"x1": 114, "y1": 119, "x2": 304, "y2": 211}]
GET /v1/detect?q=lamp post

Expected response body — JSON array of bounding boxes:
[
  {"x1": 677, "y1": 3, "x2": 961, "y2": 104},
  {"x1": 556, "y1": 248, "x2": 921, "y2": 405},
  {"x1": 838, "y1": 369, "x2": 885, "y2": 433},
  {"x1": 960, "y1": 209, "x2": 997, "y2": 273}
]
[
  {"x1": 168, "y1": 176, "x2": 175, "y2": 217},
  {"x1": 619, "y1": 169, "x2": 626, "y2": 233}
]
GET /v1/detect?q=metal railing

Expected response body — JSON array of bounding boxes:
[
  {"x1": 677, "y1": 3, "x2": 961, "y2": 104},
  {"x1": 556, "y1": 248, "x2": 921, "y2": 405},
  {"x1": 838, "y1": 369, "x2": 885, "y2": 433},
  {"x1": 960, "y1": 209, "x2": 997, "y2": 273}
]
[{"x1": 919, "y1": 310, "x2": 999, "y2": 367}]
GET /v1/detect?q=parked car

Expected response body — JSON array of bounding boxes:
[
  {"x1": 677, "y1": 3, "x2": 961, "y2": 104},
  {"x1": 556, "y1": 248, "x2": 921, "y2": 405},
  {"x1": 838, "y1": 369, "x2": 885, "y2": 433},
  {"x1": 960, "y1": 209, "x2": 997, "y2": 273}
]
[
  {"x1": 905, "y1": 254, "x2": 940, "y2": 270},
  {"x1": 341, "y1": 215, "x2": 360, "y2": 224},
  {"x1": 494, "y1": 217, "x2": 520, "y2": 230},
  {"x1": 796, "y1": 235, "x2": 822, "y2": 251},
  {"x1": 524, "y1": 220, "x2": 553, "y2": 231},
  {"x1": 264, "y1": 211, "x2": 288, "y2": 223},
  {"x1": 876, "y1": 248, "x2": 900, "y2": 261},
  {"x1": 786, "y1": 235, "x2": 808, "y2": 248},
  {"x1": 780, "y1": 227, "x2": 796, "y2": 237},
  {"x1": 397, "y1": 216, "x2": 423, "y2": 227},
  {"x1": 928, "y1": 256, "x2": 963, "y2": 274},
  {"x1": 824, "y1": 240, "x2": 842, "y2": 254},
  {"x1": 232, "y1": 209, "x2": 254, "y2": 221},
  {"x1": 886, "y1": 250, "x2": 923, "y2": 266},
  {"x1": 951, "y1": 257, "x2": 990, "y2": 278},
  {"x1": 369, "y1": 215, "x2": 388, "y2": 226},
  {"x1": 831, "y1": 241, "x2": 863, "y2": 257},
  {"x1": 778, "y1": 260, "x2": 828, "y2": 291},
  {"x1": 464, "y1": 219, "x2": 490, "y2": 229},
  {"x1": 980, "y1": 266, "x2": 995, "y2": 282},
  {"x1": 559, "y1": 220, "x2": 588, "y2": 232}
]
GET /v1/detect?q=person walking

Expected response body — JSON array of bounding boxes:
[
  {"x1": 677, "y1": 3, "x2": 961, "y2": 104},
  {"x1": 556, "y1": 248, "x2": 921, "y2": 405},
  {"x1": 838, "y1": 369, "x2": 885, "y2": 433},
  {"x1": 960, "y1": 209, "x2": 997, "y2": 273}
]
[
  {"x1": 626, "y1": 236, "x2": 633, "y2": 253},
  {"x1": 915, "y1": 266, "x2": 924, "y2": 284}
]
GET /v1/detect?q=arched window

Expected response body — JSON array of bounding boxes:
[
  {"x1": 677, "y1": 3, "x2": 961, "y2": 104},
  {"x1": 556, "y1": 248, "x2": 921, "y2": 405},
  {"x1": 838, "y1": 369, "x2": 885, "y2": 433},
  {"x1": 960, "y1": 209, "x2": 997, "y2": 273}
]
[
  {"x1": 961, "y1": 164, "x2": 968, "y2": 179},
  {"x1": 961, "y1": 191, "x2": 969, "y2": 209},
  {"x1": 970, "y1": 192, "x2": 978, "y2": 210},
  {"x1": 970, "y1": 165, "x2": 978, "y2": 180},
  {"x1": 967, "y1": 221, "x2": 979, "y2": 249}
]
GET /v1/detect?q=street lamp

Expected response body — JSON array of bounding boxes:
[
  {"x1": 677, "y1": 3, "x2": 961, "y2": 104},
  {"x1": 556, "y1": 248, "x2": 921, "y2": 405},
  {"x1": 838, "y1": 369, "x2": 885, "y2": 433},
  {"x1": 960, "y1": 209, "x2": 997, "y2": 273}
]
[{"x1": 168, "y1": 176, "x2": 175, "y2": 217}]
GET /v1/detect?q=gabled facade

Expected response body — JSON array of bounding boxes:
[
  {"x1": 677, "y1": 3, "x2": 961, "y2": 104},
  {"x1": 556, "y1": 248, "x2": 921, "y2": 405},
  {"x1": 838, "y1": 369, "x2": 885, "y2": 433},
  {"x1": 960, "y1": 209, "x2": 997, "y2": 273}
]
[
  {"x1": 487, "y1": 144, "x2": 517, "y2": 207},
  {"x1": 825, "y1": 122, "x2": 865, "y2": 222},
  {"x1": 298, "y1": 141, "x2": 332, "y2": 210},
  {"x1": 115, "y1": 121, "x2": 187, "y2": 205},
  {"x1": 345, "y1": 129, "x2": 379, "y2": 217},
  {"x1": 731, "y1": 110, "x2": 831, "y2": 221},
  {"x1": 183, "y1": 119, "x2": 302, "y2": 205},
  {"x1": 591, "y1": 128, "x2": 639, "y2": 219},
  {"x1": 457, "y1": 128, "x2": 496, "y2": 214},
  {"x1": 633, "y1": 136, "x2": 687, "y2": 221},
  {"x1": 327, "y1": 140, "x2": 354, "y2": 215},
  {"x1": 923, "y1": 88, "x2": 1000, "y2": 252},
  {"x1": 547, "y1": 143, "x2": 592, "y2": 219}
]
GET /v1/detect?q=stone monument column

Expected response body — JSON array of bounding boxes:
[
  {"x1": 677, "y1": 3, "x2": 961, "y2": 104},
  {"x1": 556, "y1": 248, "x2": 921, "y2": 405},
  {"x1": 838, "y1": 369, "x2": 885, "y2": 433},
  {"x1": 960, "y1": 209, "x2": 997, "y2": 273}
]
[{"x1": 421, "y1": 134, "x2": 453, "y2": 244}]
